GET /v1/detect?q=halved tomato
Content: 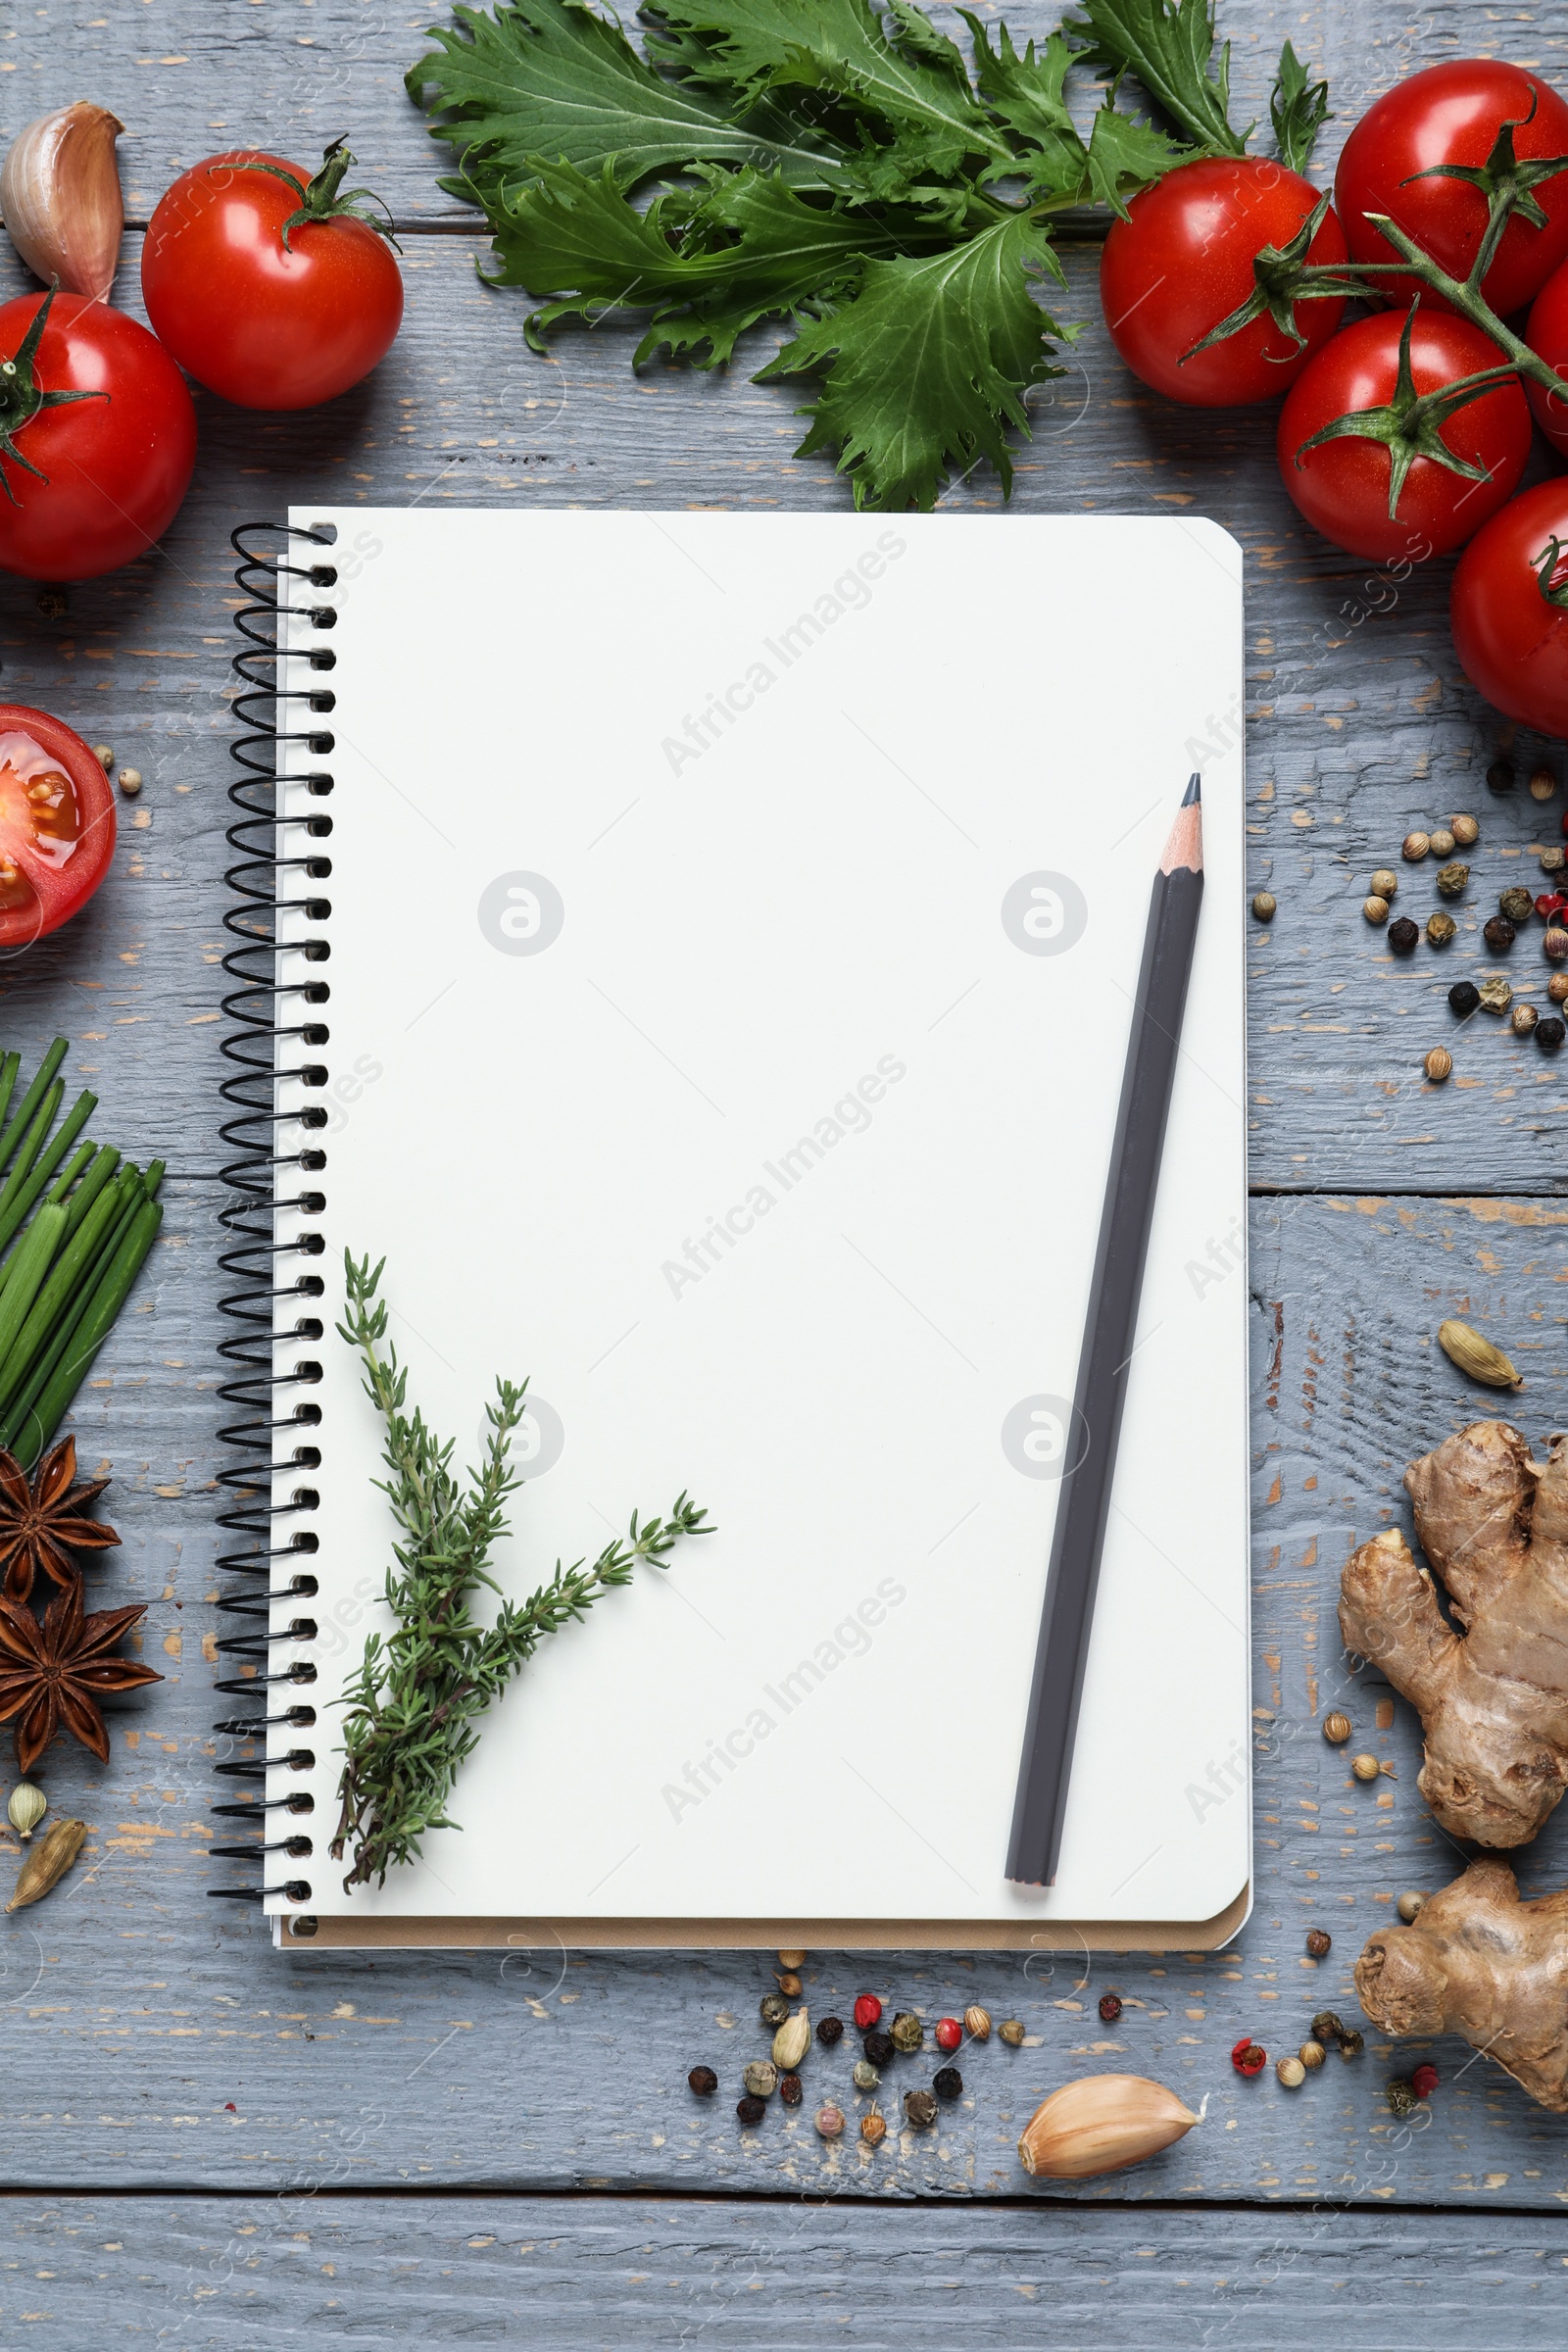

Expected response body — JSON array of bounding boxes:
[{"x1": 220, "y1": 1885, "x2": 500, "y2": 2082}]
[{"x1": 0, "y1": 707, "x2": 116, "y2": 950}]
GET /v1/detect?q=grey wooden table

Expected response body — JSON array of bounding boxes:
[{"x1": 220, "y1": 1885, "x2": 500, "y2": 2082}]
[{"x1": 2, "y1": 0, "x2": 1568, "y2": 2342}]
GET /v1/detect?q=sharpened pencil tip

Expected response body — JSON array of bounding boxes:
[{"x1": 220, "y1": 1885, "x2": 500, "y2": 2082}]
[{"x1": 1182, "y1": 772, "x2": 1201, "y2": 806}]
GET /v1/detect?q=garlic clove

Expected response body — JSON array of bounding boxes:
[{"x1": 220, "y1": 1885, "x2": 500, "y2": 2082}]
[
  {"x1": 1017, "y1": 2073, "x2": 1200, "y2": 2180},
  {"x1": 0, "y1": 103, "x2": 124, "y2": 301}
]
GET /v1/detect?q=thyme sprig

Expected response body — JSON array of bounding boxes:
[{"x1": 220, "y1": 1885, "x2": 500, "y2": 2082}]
[{"x1": 330, "y1": 1251, "x2": 710, "y2": 1892}]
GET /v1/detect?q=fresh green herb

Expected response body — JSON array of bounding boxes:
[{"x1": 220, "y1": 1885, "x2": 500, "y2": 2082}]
[
  {"x1": 331, "y1": 1250, "x2": 711, "y2": 1891},
  {"x1": 0, "y1": 1042, "x2": 164, "y2": 1468},
  {"x1": 1268, "y1": 39, "x2": 1330, "y2": 175},
  {"x1": 407, "y1": 0, "x2": 1200, "y2": 509},
  {"x1": 1064, "y1": 0, "x2": 1245, "y2": 155}
]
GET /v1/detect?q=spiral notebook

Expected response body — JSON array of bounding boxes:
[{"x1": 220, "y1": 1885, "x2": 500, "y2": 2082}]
[{"x1": 217, "y1": 507, "x2": 1251, "y2": 1952}]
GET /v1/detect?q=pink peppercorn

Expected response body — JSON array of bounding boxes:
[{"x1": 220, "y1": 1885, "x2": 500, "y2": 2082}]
[
  {"x1": 1231, "y1": 2036, "x2": 1266, "y2": 2077},
  {"x1": 934, "y1": 2017, "x2": 962, "y2": 2053},
  {"x1": 1411, "y1": 2061, "x2": 1439, "y2": 2098},
  {"x1": 815, "y1": 2103, "x2": 845, "y2": 2139},
  {"x1": 853, "y1": 1994, "x2": 882, "y2": 2032}
]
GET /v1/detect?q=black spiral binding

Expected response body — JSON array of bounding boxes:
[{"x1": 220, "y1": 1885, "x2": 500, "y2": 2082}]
[{"x1": 212, "y1": 520, "x2": 339, "y2": 1913}]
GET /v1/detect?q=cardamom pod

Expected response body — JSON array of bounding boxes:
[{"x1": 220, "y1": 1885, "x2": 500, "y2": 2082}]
[
  {"x1": 7, "y1": 1816, "x2": 86, "y2": 1910},
  {"x1": 1438, "y1": 1319, "x2": 1522, "y2": 1390},
  {"x1": 771, "y1": 2007, "x2": 810, "y2": 2072},
  {"x1": 1017, "y1": 2074, "x2": 1200, "y2": 2180},
  {"x1": 7, "y1": 1782, "x2": 46, "y2": 1840}
]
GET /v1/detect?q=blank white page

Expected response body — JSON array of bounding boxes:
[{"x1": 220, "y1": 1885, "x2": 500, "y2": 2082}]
[{"x1": 268, "y1": 508, "x2": 1250, "y2": 1935}]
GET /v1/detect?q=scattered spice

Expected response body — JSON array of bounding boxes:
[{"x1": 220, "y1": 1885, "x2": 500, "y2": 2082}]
[
  {"x1": 963, "y1": 2005, "x2": 991, "y2": 2041},
  {"x1": 1423, "y1": 1046, "x2": 1452, "y2": 1083},
  {"x1": 1388, "y1": 917, "x2": 1419, "y2": 956},
  {"x1": 1439, "y1": 1319, "x2": 1521, "y2": 1391},
  {"x1": 999, "y1": 2019, "x2": 1025, "y2": 2047},
  {"x1": 816, "y1": 2015, "x2": 844, "y2": 2047},
  {"x1": 1430, "y1": 827, "x2": 1456, "y2": 858},
  {"x1": 1402, "y1": 831, "x2": 1431, "y2": 861},
  {"x1": 743, "y1": 2060, "x2": 778, "y2": 2098},
  {"x1": 904, "y1": 2088, "x2": 938, "y2": 2128},
  {"x1": 1276, "y1": 2055, "x2": 1305, "y2": 2088},
  {"x1": 1385, "y1": 2075, "x2": 1418, "y2": 2117},
  {"x1": 1411, "y1": 2061, "x2": 1439, "y2": 2098},
  {"x1": 778, "y1": 2071, "x2": 804, "y2": 2106},
  {"x1": 863, "y1": 2028, "x2": 895, "y2": 2066},
  {"x1": 1451, "y1": 814, "x2": 1480, "y2": 845},
  {"x1": 932, "y1": 2065, "x2": 963, "y2": 2100},
  {"x1": 760, "y1": 1991, "x2": 789, "y2": 2028},
  {"x1": 771, "y1": 2009, "x2": 811, "y2": 2072},
  {"x1": 775, "y1": 1970, "x2": 803, "y2": 1996},
  {"x1": 91, "y1": 745, "x2": 113, "y2": 771},
  {"x1": 1099, "y1": 1993, "x2": 1123, "y2": 2023},
  {"x1": 1396, "y1": 1890, "x2": 1427, "y2": 1923},
  {"x1": 1363, "y1": 896, "x2": 1389, "y2": 925},
  {"x1": 1351, "y1": 1751, "x2": 1382, "y2": 1781},
  {"x1": 1545, "y1": 925, "x2": 1568, "y2": 962},
  {"x1": 1531, "y1": 767, "x2": 1557, "y2": 801},
  {"x1": 6, "y1": 1781, "x2": 44, "y2": 1840},
  {"x1": 736, "y1": 2094, "x2": 765, "y2": 2128},
  {"x1": 688, "y1": 2065, "x2": 717, "y2": 2096},
  {"x1": 117, "y1": 767, "x2": 141, "y2": 798},
  {"x1": 1231, "y1": 2037, "x2": 1267, "y2": 2077},
  {"x1": 777, "y1": 1949, "x2": 806, "y2": 1969},
  {"x1": 1488, "y1": 759, "x2": 1515, "y2": 793},
  {"x1": 1538, "y1": 1017, "x2": 1566, "y2": 1051},
  {"x1": 6, "y1": 1813, "x2": 84, "y2": 1911},
  {"x1": 1251, "y1": 891, "x2": 1277, "y2": 923},
  {"x1": 1311, "y1": 2010, "x2": 1347, "y2": 2043},
  {"x1": 934, "y1": 2016, "x2": 961, "y2": 2053},
  {"x1": 852, "y1": 2058, "x2": 879, "y2": 2090},
  {"x1": 1549, "y1": 972, "x2": 1568, "y2": 1004},
  {"x1": 815, "y1": 2102, "x2": 846, "y2": 2139},
  {"x1": 1479, "y1": 977, "x2": 1512, "y2": 1014},
  {"x1": 1500, "y1": 885, "x2": 1536, "y2": 923},
  {"x1": 1305, "y1": 1929, "x2": 1331, "y2": 1957},
  {"x1": 1426, "y1": 912, "x2": 1456, "y2": 948},
  {"x1": 859, "y1": 2108, "x2": 887, "y2": 2147},
  {"x1": 890, "y1": 2011, "x2": 923, "y2": 2053},
  {"x1": 853, "y1": 1993, "x2": 882, "y2": 2032},
  {"x1": 1323, "y1": 1712, "x2": 1351, "y2": 1745},
  {"x1": 1485, "y1": 915, "x2": 1517, "y2": 954},
  {"x1": 1544, "y1": 846, "x2": 1568, "y2": 874},
  {"x1": 0, "y1": 1438, "x2": 118, "y2": 1602},
  {"x1": 1298, "y1": 2039, "x2": 1326, "y2": 2070},
  {"x1": 1447, "y1": 980, "x2": 1481, "y2": 1017},
  {"x1": 0, "y1": 1578, "x2": 160, "y2": 1774},
  {"x1": 1339, "y1": 2029, "x2": 1365, "y2": 2060},
  {"x1": 1371, "y1": 868, "x2": 1399, "y2": 900}
]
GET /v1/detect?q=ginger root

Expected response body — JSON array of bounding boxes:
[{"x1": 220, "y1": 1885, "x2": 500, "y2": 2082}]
[
  {"x1": 1355, "y1": 1856, "x2": 1568, "y2": 2112},
  {"x1": 1339, "y1": 1421, "x2": 1568, "y2": 1847}
]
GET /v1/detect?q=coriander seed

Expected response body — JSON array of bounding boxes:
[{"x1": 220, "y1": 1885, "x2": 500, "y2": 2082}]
[
  {"x1": 1485, "y1": 915, "x2": 1517, "y2": 954},
  {"x1": 853, "y1": 2058, "x2": 880, "y2": 2090},
  {"x1": 760, "y1": 1992, "x2": 790, "y2": 2028},
  {"x1": 1276, "y1": 2055, "x2": 1306, "y2": 2088},
  {"x1": 779, "y1": 2072, "x2": 804, "y2": 2106},
  {"x1": 1305, "y1": 1929, "x2": 1332, "y2": 1957},
  {"x1": 1550, "y1": 972, "x2": 1568, "y2": 1004},
  {"x1": 1298, "y1": 2039, "x2": 1326, "y2": 2070},
  {"x1": 817, "y1": 2015, "x2": 845, "y2": 2047},
  {"x1": 1388, "y1": 916, "x2": 1420, "y2": 956},
  {"x1": 1363, "y1": 896, "x2": 1389, "y2": 925},
  {"x1": 814, "y1": 2102, "x2": 846, "y2": 2139},
  {"x1": 1447, "y1": 980, "x2": 1480, "y2": 1018},
  {"x1": 1396, "y1": 1890, "x2": 1427, "y2": 1922},
  {"x1": 963, "y1": 2005, "x2": 991, "y2": 2041},
  {"x1": 1323, "y1": 1712, "x2": 1351, "y2": 1744},
  {"x1": 1426, "y1": 911, "x2": 1456, "y2": 948},
  {"x1": 744, "y1": 2060, "x2": 778, "y2": 2099},
  {"x1": 1424, "y1": 1047, "x2": 1452, "y2": 1083},
  {"x1": 1514, "y1": 1003, "x2": 1540, "y2": 1036},
  {"x1": 1451, "y1": 814, "x2": 1479, "y2": 846},
  {"x1": 932, "y1": 2065, "x2": 962, "y2": 2100},
  {"x1": 1402, "y1": 831, "x2": 1431, "y2": 860},
  {"x1": 688, "y1": 2065, "x2": 718, "y2": 2096},
  {"x1": 1371, "y1": 869, "x2": 1399, "y2": 900},
  {"x1": 1531, "y1": 767, "x2": 1558, "y2": 801},
  {"x1": 1251, "y1": 891, "x2": 1277, "y2": 923},
  {"x1": 890, "y1": 2011, "x2": 923, "y2": 2053},
  {"x1": 904, "y1": 2088, "x2": 938, "y2": 2128},
  {"x1": 1430, "y1": 828, "x2": 1456, "y2": 858},
  {"x1": 1099, "y1": 1993, "x2": 1123, "y2": 2023},
  {"x1": 999, "y1": 2019, "x2": 1025, "y2": 2047},
  {"x1": 1351, "y1": 1751, "x2": 1382, "y2": 1780},
  {"x1": 860, "y1": 2107, "x2": 887, "y2": 2147},
  {"x1": 737, "y1": 2093, "x2": 765, "y2": 2128}
]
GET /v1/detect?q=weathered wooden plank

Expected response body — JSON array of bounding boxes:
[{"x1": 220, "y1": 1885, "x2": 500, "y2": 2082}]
[{"x1": 1, "y1": 2195, "x2": 1566, "y2": 2347}]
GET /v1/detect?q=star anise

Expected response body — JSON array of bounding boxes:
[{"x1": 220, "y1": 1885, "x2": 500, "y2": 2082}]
[
  {"x1": 0, "y1": 1577, "x2": 161, "y2": 1776},
  {"x1": 0, "y1": 1435, "x2": 119, "y2": 1603}
]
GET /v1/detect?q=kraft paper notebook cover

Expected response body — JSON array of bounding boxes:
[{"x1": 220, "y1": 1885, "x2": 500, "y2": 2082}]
[{"x1": 218, "y1": 507, "x2": 1251, "y2": 1951}]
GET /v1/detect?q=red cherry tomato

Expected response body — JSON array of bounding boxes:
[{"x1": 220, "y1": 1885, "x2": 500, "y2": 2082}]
[
  {"x1": 0, "y1": 292, "x2": 196, "y2": 583},
  {"x1": 1335, "y1": 60, "x2": 1568, "y2": 315},
  {"x1": 0, "y1": 707, "x2": 116, "y2": 950},
  {"x1": 1523, "y1": 256, "x2": 1568, "y2": 454},
  {"x1": 142, "y1": 143, "x2": 404, "y2": 411},
  {"x1": 1100, "y1": 158, "x2": 1348, "y2": 407},
  {"x1": 1450, "y1": 479, "x2": 1568, "y2": 736},
  {"x1": 1277, "y1": 310, "x2": 1531, "y2": 562}
]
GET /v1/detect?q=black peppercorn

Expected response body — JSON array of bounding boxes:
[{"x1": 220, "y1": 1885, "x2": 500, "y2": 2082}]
[
  {"x1": 1305, "y1": 1929, "x2": 1332, "y2": 1958},
  {"x1": 816, "y1": 2015, "x2": 845, "y2": 2047},
  {"x1": 932, "y1": 2065, "x2": 963, "y2": 2100},
  {"x1": 1539, "y1": 1015, "x2": 1568, "y2": 1050},
  {"x1": 778, "y1": 2071, "x2": 804, "y2": 2106},
  {"x1": 1098, "y1": 1993, "x2": 1122, "y2": 2023},
  {"x1": 1388, "y1": 916, "x2": 1420, "y2": 956},
  {"x1": 688, "y1": 2065, "x2": 718, "y2": 2096},
  {"x1": 737, "y1": 2094, "x2": 766, "y2": 2127},
  {"x1": 1448, "y1": 980, "x2": 1481, "y2": 1018},
  {"x1": 1488, "y1": 758, "x2": 1516, "y2": 794},
  {"x1": 1484, "y1": 915, "x2": 1517, "y2": 955},
  {"x1": 904, "y1": 2088, "x2": 938, "y2": 2128},
  {"x1": 863, "y1": 2028, "x2": 895, "y2": 2067}
]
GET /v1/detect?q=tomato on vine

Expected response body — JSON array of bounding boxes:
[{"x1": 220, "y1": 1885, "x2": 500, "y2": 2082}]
[
  {"x1": 1276, "y1": 306, "x2": 1531, "y2": 562},
  {"x1": 0, "y1": 288, "x2": 196, "y2": 583},
  {"x1": 1334, "y1": 60, "x2": 1568, "y2": 314},
  {"x1": 1451, "y1": 481, "x2": 1568, "y2": 737},
  {"x1": 1100, "y1": 159, "x2": 1348, "y2": 406},
  {"x1": 141, "y1": 138, "x2": 404, "y2": 411}
]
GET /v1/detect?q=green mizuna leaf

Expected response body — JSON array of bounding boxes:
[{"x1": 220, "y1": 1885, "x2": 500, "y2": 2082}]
[
  {"x1": 1066, "y1": 0, "x2": 1248, "y2": 156},
  {"x1": 1269, "y1": 38, "x2": 1330, "y2": 174},
  {"x1": 488, "y1": 158, "x2": 941, "y2": 363},
  {"x1": 407, "y1": 0, "x2": 835, "y2": 192},
  {"x1": 1083, "y1": 96, "x2": 1189, "y2": 216},
  {"x1": 758, "y1": 211, "x2": 1069, "y2": 510},
  {"x1": 962, "y1": 19, "x2": 1089, "y2": 199}
]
